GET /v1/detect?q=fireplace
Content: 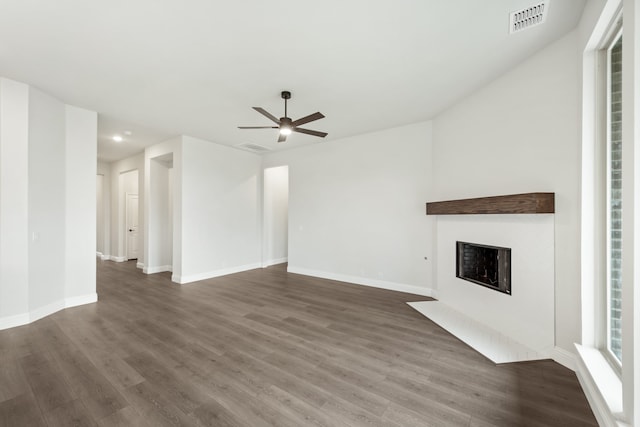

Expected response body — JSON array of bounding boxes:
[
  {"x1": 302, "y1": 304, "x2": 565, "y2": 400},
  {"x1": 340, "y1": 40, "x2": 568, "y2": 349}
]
[{"x1": 456, "y1": 241, "x2": 511, "y2": 294}]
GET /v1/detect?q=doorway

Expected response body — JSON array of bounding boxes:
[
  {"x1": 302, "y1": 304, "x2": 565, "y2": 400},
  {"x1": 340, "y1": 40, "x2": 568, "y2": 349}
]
[
  {"x1": 263, "y1": 166, "x2": 289, "y2": 267},
  {"x1": 119, "y1": 169, "x2": 139, "y2": 263},
  {"x1": 96, "y1": 174, "x2": 104, "y2": 257},
  {"x1": 126, "y1": 193, "x2": 139, "y2": 260},
  {"x1": 146, "y1": 154, "x2": 173, "y2": 274}
]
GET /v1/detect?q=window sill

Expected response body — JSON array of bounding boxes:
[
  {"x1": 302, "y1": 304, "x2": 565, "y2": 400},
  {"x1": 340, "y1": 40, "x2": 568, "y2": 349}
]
[{"x1": 575, "y1": 344, "x2": 628, "y2": 427}]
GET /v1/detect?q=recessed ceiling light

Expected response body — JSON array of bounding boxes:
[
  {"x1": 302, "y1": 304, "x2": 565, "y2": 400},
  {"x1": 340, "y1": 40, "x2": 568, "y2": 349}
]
[
  {"x1": 124, "y1": 130, "x2": 132, "y2": 136},
  {"x1": 113, "y1": 135, "x2": 123, "y2": 142}
]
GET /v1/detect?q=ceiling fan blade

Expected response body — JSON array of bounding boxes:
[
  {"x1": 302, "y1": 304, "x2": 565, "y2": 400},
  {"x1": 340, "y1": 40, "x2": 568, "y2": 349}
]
[
  {"x1": 277, "y1": 133, "x2": 287, "y2": 143},
  {"x1": 293, "y1": 127, "x2": 328, "y2": 138},
  {"x1": 238, "y1": 126, "x2": 278, "y2": 129},
  {"x1": 253, "y1": 107, "x2": 280, "y2": 124},
  {"x1": 291, "y1": 112, "x2": 325, "y2": 127}
]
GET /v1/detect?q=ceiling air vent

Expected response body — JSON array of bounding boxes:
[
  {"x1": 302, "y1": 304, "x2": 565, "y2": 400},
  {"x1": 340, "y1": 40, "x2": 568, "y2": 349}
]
[
  {"x1": 235, "y1": 143, "x2": 271, "y2": 154},
  {"x1": 509, "y1": 1, "x2": 549, "y2": 34}
]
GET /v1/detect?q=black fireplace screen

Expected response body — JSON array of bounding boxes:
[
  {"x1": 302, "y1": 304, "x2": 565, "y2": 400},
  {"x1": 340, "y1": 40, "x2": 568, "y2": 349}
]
[{"x1": 456, "y1": 241, "x2": 511, "y2": 295}]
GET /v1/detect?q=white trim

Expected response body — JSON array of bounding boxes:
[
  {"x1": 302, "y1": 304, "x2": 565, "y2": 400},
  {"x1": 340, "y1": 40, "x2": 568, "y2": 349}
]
[
  {"x1": 552, "y1": 346, "x2": 577, "y2": 371},
  {"x1": 575, "y1": 344, "x2": 627, "y2": 427},
  {"x1": 143, "y1": 265, "x2": 172, "y2": 274},
  {"x1": 29, "y1": 300, "x2": 66, "y2": 323},
  {"x1": 175, "y1": 262, "x2": 262, "y2": 284},
  {"x1": 65, "y1": 293, "x2": 98, "y2": 308},
  {"x1": 262, "y1": 257, "x2": 288, "y2": 268},
  {"x1": 287, "y1": 266, "x2": 435, "y2": 297},
  {"x1": 109, "y1": 255, "x2": 127, "y2": 262},
  {"x1": 96, "y1": 252, "x2": 110, "y2": 261},
  {"x1": 0, "y1": 293, "x2": 97, "y2": 331},
  {"x1": 0, "y1": 312, "x2": 30, "y2": 330},
  {"x1": 136, "y1": 261, "x2": 144, "y2": 269}
]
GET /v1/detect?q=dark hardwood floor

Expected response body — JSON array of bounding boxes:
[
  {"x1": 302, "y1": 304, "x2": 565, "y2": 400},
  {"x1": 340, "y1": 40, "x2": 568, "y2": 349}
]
[{"x1": 0, "y1": 260, "x2": 597, "y2": 426}]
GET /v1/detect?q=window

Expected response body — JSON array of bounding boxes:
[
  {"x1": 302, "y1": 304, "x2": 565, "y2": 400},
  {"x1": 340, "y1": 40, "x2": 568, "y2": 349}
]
[
  {"x1": 576, "y1": 3, "x2": 631, "y2": 423},
  {"x1": 605, "y1": 28, "x2": 622, "y2": 364}
]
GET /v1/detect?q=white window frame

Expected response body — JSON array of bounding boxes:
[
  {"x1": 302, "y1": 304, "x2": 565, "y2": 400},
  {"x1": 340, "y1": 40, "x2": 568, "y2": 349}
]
[{"x1": 601, "y1": 18, "x2": 623, "y2": 375}]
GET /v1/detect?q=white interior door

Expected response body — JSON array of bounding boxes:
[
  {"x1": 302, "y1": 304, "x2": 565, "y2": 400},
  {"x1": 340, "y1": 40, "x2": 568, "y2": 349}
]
[{"x1": 126, "y1": 193, "x2": 139, "y2": 260}]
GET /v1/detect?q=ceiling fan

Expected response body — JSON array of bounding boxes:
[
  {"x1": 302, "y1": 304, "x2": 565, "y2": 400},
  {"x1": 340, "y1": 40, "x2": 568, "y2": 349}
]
[{"x1": 238, "y1": 91, "x2": 327, "y2": 143}]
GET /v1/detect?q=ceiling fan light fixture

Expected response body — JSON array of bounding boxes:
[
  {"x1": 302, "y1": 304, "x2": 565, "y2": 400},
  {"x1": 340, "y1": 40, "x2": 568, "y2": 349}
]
[{"x1": 238, "y1": 90, "x2": 327, "y2": 143}]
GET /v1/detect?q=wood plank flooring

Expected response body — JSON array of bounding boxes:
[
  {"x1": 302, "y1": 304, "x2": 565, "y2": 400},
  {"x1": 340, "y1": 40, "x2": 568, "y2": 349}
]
[{"x1": 0, "y1": 260, "x2": 597, "y2": 426}]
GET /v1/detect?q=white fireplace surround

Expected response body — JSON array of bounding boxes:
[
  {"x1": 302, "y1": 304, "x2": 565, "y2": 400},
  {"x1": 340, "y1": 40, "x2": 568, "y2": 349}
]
[{"x1": 412, "y1": 213, "x2": 555, "y2": 363}]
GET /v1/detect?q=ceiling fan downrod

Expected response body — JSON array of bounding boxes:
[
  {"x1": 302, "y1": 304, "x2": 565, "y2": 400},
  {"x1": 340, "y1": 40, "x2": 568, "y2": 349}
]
[{"x1": 281, "y1": 91, "x2": 291, "y2": 118}]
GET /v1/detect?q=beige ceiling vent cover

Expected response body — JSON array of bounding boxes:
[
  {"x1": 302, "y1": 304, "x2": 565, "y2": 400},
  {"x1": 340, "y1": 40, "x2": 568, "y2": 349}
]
[
  {"x1": 236, "y1": 143, "x2": 271, "y2": 153},
  {"x1": 510, "y1": 1, "x2": 549, "y2": 33}
]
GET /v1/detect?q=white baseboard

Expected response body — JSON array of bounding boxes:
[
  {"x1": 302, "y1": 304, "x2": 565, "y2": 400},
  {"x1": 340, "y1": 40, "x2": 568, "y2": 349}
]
[
  {"x1": 109, "y1": 255, "x2": 127, "y2": 262},
  {"x1": 96, "y1": 252, "x2": 110, "y2": 261},
  {"x1": 30, "y1": 300, "x2": 66, "y2": 323},
  {"x1": 66, "y1": 293, "x2": 98, "y2": 308},
  {"x1": 175, "y1": 262, "x2": 262, "y2": 284},
  {"x1": 552, "y1": 346, "x2": 577, "y2": 371},
  {"x1": 0, "y1": 293, "x2": 97, "y2": 331},
  {"x1": 144, "y1": 265, "x2": 172, "y2": 274},
  {"x1": 286, "y1": 266, "x2": 435, "y2": 297},
  {"x1": 262, "y1": 257, "x2": 288, "y2": 268},
  {"x1": 136, "y1": 261, "x2": 144, "y2": 269},
  {"x1": 574, "y1": 344, "x2": 625, "y2": 427},
  {"x1": 0, "y1": 312, "x2": 30, "y2": 330}
]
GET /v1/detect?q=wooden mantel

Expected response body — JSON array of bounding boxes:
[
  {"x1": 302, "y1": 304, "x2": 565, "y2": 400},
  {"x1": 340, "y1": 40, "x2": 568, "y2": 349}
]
[{"x1": 426, "y1": 192, "x2": 555, "y2": 215}]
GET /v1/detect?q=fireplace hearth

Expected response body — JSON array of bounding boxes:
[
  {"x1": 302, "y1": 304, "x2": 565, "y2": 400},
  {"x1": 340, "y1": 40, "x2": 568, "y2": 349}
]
[{"x1": 456, "y1": 241, "x2": 511, "y2": 294}]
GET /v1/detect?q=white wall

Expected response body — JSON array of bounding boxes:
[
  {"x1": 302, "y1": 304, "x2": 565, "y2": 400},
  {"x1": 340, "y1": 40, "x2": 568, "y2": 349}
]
[
  {"x1": 0, "y1": 78, "x2": 29, "y2": 323},
  {"x1": 263, "y1": 121, "x2": 435, "y2": 296},
  {"x1": 96, "y1": 175, "x2": 104, "y2": 254},
  {"x1": 97, "y1": 160, "x2": 111, "y2": 258},
  {"x1": 168, "y1": 167, "x2": 174, "y2": 266},
  {"x1": 263, "y1": 166, "x2": 289, "y2": 266},
  {"x1": 28, "y1": 87, "x2": 66, "y2": 312},
  {"x1": 64, "y1": 105, "x2": 98, "y2": 303},
  {"x1": 0, "y1": 77, "x2": 97, "y2": 329},
  {"x1": 432, "y1": 31, "x2": 581, "y2": 354},
  {"x1": 178, "y1": 135, "x2": 262, "y2": 283}
]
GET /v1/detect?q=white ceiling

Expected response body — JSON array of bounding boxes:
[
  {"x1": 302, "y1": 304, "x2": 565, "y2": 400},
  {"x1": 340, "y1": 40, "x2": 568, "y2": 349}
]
[{"x1": 0, "y1": 0, "x2": 586, "y2": 162}]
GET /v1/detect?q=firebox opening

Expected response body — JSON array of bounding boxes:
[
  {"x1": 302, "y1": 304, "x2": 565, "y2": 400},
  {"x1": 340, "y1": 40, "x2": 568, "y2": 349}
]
[{"x1": 456, "y1": 241, "x2": 511, "y2": 295}]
